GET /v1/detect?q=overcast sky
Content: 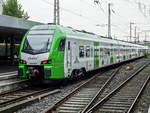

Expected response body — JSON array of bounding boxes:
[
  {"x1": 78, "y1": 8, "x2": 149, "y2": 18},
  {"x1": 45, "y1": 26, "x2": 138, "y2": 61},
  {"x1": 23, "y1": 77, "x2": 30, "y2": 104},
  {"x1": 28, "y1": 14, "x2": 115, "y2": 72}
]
[{"x1": 18, "y1": 0, "x2": 150, "y2": 41}]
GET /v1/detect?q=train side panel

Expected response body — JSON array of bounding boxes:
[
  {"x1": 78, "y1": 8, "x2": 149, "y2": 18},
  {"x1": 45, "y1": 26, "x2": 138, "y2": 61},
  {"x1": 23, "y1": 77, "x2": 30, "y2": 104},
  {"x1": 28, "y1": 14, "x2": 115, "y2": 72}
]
[{"x1": 64, "y1": 36, "x2": 94, "y2": 78}]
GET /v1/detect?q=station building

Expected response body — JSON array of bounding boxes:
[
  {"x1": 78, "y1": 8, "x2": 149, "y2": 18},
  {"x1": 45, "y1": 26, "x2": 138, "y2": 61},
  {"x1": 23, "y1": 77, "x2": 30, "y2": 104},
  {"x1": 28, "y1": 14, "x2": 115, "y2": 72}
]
[{"x1": 0, "y1": 15, "x2": 42, "y2": 65}]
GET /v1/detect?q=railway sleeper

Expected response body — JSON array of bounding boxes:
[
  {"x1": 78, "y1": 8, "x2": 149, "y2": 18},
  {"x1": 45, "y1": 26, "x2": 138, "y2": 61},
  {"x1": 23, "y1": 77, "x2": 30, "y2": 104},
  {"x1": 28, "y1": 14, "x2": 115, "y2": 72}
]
[
  {"x1": 71, "y1": 97, "x2": 92, "y2": 100},
  {"x1": 103, "y1": 103, "x2": 131, "y2": 107},
  {"x1": 99, "y1": 108, "x2": 124, "y2": 113},
  {"x1": 66, "y1": 99, "x2": 90, "y2": 102},
  {"x1": 101, "y1": 106, "x2": 128, "y2": 111},
  {"x1": 57, "y1": 109, "x2": 78, "y2": 113},
  {"x1": 103, "y1": 101, "x2": 132, "y2": 105},
  {"x1": 59, "y1": 106, "x2": 85, "y2": 111},
  {"x1": 58, "y1": 106, "x2": 82, "y2": 110},
  {"x1": 110, "y1": 98, "x2": 135, "y2": 102},
  {"x1": 65, "y1": 101, "x2": 87, "y2": 105},
  {"x1": 61, "y1": 103, "x2": 85, "y2": 107}
]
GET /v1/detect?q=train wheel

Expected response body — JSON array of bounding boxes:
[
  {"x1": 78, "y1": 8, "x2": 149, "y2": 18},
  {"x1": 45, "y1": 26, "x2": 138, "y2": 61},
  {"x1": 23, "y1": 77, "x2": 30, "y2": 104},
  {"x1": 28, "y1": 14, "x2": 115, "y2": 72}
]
[
  {"x1": 82, "y1": 68, "x2": 86, "y2": 76},
  {"x1": 71, "y1": 70, "x2": 78, "y2": 80},
  {"x1": 78, "y1": 68, "x2": 85, "y2": 77}
]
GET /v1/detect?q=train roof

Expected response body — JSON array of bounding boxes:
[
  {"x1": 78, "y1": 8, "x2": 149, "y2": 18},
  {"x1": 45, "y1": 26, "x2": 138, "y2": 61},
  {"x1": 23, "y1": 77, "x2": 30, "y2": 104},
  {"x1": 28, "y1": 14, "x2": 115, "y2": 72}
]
[{"x1": 31, "y1": 24, "x2": 147, "y2": 48}]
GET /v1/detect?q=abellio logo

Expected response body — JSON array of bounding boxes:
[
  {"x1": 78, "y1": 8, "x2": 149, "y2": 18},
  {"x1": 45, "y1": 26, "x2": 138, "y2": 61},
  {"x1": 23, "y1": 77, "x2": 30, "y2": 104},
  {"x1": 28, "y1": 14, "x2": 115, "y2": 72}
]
[{"x1": 28, "y1": 56, "x2": 38, "y2": 60}]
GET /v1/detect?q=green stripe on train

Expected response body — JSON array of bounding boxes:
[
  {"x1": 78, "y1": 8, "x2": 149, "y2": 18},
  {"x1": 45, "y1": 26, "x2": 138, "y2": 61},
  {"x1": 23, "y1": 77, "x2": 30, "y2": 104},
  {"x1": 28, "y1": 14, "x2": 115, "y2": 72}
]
[
  {"x1": 110, "y1": 56, "x2": 114, "y2": 64},
  {"x1": 94, "y1": 42, "x2": 99, "y2": 68},
  {"x1": 123, "y1": 55, "x2": 126, "y2": 60}
]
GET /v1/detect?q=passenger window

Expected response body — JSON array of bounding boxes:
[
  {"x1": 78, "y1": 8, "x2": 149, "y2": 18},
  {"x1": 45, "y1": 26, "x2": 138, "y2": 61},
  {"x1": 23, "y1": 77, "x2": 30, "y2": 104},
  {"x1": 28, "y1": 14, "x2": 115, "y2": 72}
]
[
  {"x1": 58, "y1": 39, "x2": 65, "y2": 51},
  {"x1": 94, "y1": 49, "x2": 97, "y2": 57},
  {"x1": 91, "y1": 47, "x2": 93, "y2": 57},
  {"x1": 106, "y1": 48, "x2": 110, "y2": 55},
  {"x1": 97, "y1": 49, "x2": 99, "y2": 57},
  {"x1": 94, "y1": 48, "x2": 99, "y2": 57},
  {"x1": 100, "y1": 48, "x2": 103, "y2": 57},
  {"x1": 79, "y1": 46, "x2": 84, "y2": 58},
  {"x1": 86, "y1": 46, "x2": 90, "y2": 57},
  {"x1": 68, "y1": 41, "x2": 70, "y2": 50}
]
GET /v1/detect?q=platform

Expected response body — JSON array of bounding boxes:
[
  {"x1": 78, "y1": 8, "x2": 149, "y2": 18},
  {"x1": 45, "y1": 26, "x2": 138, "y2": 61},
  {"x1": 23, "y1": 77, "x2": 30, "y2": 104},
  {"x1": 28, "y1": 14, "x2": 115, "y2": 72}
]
[{"x1": 0, "y1": 65, "x2": 17, "y2": 74}]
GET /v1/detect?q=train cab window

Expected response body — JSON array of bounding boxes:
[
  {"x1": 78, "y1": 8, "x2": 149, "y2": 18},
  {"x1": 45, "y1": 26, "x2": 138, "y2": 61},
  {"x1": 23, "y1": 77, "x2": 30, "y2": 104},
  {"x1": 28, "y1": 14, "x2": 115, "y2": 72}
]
[
  {"x1": 22, "y1": 29, "x2": 54, "y2": 54},
  {"x1": 86, "y1": 46, "x2": 90, "y2": 57},
  {"x1": 79, "y1": 46, "x2": 84, "y2": 58},
  {"x1": 58, "y1": 39, "x2": 65, "y2": 51}
]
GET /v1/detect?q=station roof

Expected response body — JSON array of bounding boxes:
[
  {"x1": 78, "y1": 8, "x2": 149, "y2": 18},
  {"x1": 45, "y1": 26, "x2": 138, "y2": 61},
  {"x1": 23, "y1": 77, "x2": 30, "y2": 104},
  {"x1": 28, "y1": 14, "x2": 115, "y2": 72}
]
[{"x1": 0, "y1": 15, "x2": 43, "y2": 37}]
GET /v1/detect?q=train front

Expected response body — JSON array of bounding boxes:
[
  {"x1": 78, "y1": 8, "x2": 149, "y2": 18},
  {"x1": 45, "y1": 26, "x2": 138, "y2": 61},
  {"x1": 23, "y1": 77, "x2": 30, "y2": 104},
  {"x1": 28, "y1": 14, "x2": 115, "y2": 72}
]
[{"x1": 18, "y1": 25, "x2": 57, "y2": 83}]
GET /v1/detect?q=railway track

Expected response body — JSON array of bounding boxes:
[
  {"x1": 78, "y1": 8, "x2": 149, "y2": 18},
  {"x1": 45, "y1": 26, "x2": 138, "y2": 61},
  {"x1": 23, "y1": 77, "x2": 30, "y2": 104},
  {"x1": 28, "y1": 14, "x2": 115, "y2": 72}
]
[
  {"x1": 0, "y1": 71, "x2": 29, "y2": 93},
  {"x1": 42, "y1": 66, "x2": 121, "y2": 113},
  {"x1": 86, "y1": 61, "x2": 150, "y2": 113},
  {"x1": 0, "y1": 86, "x2": 60, "y2": 113},
  {"x1": 42, "y1": 59, "x2": 150, "y2": 113}
]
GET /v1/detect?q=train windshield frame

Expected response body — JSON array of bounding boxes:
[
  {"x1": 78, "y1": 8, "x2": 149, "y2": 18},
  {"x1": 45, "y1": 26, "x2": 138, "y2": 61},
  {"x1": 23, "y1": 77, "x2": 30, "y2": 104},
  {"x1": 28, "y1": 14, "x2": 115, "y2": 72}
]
[{"x1": 22, "y1": 29, "x2": 54, "y2": 54}]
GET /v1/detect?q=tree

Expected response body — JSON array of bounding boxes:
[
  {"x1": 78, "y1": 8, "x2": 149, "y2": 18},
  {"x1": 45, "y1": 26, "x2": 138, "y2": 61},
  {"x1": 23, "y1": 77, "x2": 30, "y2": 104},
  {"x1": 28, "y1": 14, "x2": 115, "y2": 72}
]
[{"x1": 2, "y1": 0, "x2": 29, "y2": 19}]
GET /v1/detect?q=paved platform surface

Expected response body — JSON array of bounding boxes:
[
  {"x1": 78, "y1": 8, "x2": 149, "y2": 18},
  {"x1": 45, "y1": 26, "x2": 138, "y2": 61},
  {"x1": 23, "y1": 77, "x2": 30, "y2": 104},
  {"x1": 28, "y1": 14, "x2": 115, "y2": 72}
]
[{"x1": 0, "y1": 65, "x2": 17, "y2": 74}]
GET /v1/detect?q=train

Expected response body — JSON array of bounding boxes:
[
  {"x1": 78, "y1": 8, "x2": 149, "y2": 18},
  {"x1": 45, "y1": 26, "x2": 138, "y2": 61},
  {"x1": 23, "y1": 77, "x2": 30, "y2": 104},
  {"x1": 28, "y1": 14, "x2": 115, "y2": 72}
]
[{"x1": 18, "y1": 24, "x2": 149, "y2": 83}]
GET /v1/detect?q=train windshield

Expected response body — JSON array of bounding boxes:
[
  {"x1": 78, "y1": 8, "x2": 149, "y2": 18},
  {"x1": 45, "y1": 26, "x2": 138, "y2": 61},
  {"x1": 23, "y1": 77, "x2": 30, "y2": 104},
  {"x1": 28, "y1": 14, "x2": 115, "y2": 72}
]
[{"x1": 22, "y1": 30, "x2": 54, "y2": 54}]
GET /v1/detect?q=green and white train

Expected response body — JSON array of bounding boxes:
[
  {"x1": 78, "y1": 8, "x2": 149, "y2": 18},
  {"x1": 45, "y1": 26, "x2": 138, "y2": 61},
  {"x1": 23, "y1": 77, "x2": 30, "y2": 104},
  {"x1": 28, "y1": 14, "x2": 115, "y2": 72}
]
[{"x1": 18, "y1": 24, "x2": 148, "y2": 83}]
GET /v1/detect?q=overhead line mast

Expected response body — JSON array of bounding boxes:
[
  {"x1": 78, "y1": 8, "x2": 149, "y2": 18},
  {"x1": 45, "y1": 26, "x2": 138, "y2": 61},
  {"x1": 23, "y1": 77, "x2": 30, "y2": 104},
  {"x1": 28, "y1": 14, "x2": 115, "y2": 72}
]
[
  {"x1": 130, "y1": 22, "x2": 134, "y2": 42},
  {"x1": 108, "y1": 3, "x2": 111, "y2": 38},
  {"x1": 54, "y1": 0, "x2": 60, "y2": 25}
]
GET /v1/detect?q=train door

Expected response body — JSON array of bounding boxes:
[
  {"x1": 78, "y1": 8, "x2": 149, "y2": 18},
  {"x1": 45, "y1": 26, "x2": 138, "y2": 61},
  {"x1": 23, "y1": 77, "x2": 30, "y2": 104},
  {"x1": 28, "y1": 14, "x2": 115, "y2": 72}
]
[
  {"x1": 106, "y1": 48, "x2": 110, "y2": 65},
  {"x1": 113, "y1": 46, "x2": 117, "y2": 63},
  {"x1": 116, "y1": 42, "x2": 120, "y2": 63},
  {"x1": 72, "y1": 40, "x2": 78, "y2": 70},
  {"x1": 104, "y1": 48, "x2": 108, "y2": 66},
  {"x1": 89, "y1": 46, "x2": 93, "y2": 70},
  {"x1": 66, "y1": 41, "x2": 72, "y2": 75},
  {"x1": 110, "y1": 44, "x2": 114, "y2": 64},
  {"x1": 103, "y1": 48, "x2": 107, "y2": 66},
  {"x1": 99, "y1": 47, "x2": 104, "y2": 67},
  {"x1": 85, "y1": 46, "x2": 89, "y2": 70}
]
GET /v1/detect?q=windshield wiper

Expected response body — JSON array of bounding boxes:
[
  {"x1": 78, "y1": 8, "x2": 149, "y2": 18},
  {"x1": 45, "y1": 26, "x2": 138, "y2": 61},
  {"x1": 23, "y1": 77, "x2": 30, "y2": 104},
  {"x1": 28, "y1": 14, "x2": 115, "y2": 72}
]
[{"x1": 45, "y1": 38, "x2": 50, "y2": 51}]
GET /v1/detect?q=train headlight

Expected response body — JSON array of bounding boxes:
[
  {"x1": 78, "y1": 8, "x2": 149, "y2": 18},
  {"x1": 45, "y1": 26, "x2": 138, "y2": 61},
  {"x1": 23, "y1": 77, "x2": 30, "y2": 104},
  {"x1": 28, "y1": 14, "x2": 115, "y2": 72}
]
[
  {"x1": 41, "y1": 60, "x2": 52, "y2": 64},
  {"x1": 20, "y1": 59, "x2": 27, "y2": 64}
]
